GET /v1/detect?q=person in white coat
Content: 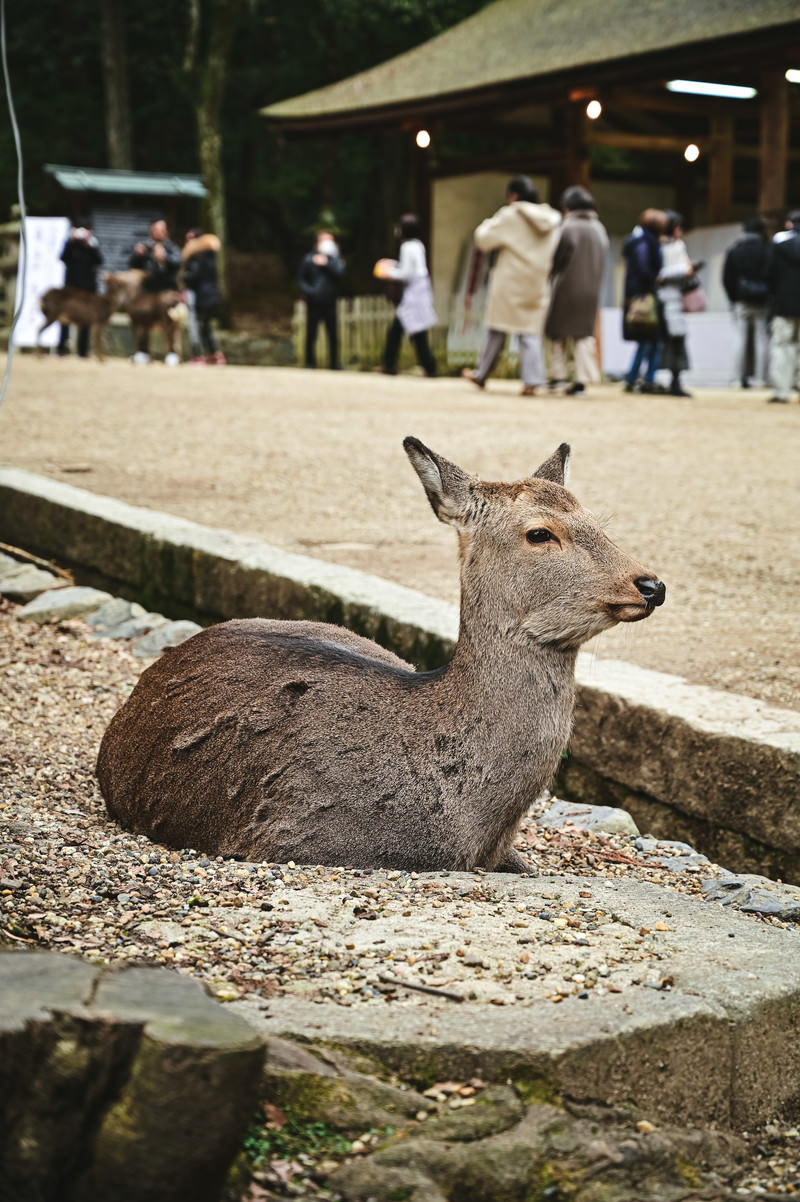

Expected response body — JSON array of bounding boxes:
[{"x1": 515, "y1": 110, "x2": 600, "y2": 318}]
[
  {"x1": 377, "y1": 214, "x2": 437, "y2": 377},
  {"x1": 656, "y1": 210, "x2": 694, "y2": 397},
  {"x1": 463, "y1": 176, "x2": 561, "y2": 396}
]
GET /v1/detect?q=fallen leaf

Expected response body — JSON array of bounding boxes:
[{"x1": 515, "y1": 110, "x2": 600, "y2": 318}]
[{"x1": 263, "y1": 1102, "x2": 287, "y2": 1130}]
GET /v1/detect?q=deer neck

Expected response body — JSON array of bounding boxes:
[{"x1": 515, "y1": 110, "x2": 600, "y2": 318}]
[{"x1": 446, "y1": 610, "x2": 577, "y2": 720}]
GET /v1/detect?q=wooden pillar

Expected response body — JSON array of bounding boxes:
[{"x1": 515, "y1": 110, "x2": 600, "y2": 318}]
[
  {"x1": 550, "y1": 103, "x2": 590, "y2": 206},
  {"x1": 758, "y1": 69, "x2": 789, "y2": 218},
  {"x1": 411, "y1": 138, "x2": 432, "y2": 250},
  {"x1": 708, "y1": 115, "x2": 734, "y2": 224},
  {"x1": 564, "y1": 102, "x2": 591, "y2": 194}
]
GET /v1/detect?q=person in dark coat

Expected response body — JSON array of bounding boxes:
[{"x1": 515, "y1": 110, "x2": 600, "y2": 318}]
[
  {"x1": 298, "y1": 231, "x2": 344, "y2": 369},
  {"x1": 129, "y1": 217, "x2": 182, "y2": 293},
  {"x1": 544, "y1": 186, "x2": 609, "y2": 395},
  {"x1": 57, "y1": 217, "x2": 103, "y2": 358},
  {"x1": 621, "y1": 208, "x2": 667, "y2": 393},
  {"x1": 722, "y1": 216, "x2": 771, "y2": 388},
  {"x1": 767, "y1": 210, "x2": 800, "y2": 403},
  {"x1": 182, "y1": 229, "x2": 224, "y2": 365}
]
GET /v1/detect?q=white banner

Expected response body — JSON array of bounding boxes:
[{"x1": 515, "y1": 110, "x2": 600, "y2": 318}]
[{"x1": 12, "y1": 216, "x2": 70, "y2": 347}]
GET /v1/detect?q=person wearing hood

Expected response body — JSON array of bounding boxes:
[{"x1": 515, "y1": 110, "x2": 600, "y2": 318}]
[
  {"x1": 298, "y1": 230, "x2": 344, "y2": 370},
  {"x1": 722, "y1": 216, "x2": 771, "y2": 389},
  {"x1": 767, "y1": 210, "x2": 800, "y2": 403},
  {"x1": 463, "y1": 176, "x2": 561, "y2": 396},
  {"x1": 544, "y1": 186, "x2": 609, "y2": 395},
  {"x1": 182, "y1": 229, "x2": 224, "y2": 365}
]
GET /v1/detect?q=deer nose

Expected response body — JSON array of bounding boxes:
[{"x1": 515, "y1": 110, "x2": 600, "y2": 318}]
[{"x1": 636, "y1": 577, "x2": 666, "y2": 607}]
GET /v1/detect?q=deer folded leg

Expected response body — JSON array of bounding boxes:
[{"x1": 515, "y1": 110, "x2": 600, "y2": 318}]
[{"x1": 493, "y1": 847, "x2": 537, "y2": 874}]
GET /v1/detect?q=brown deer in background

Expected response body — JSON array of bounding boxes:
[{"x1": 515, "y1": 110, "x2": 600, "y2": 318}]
[
  {"x1": 36, "y1": 274, "x2": 136, "y2": 362},
  {"x1": 97, "y1": 438, "x2": 665, "y2": 872},
  {"x1": 103, "y1": 268, "x2": 183, "y2": 363}
]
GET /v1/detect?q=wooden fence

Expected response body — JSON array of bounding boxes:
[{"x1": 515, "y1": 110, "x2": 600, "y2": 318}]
[{"x1": 292, "y1": 296, "x2": 511, "y2": 375}]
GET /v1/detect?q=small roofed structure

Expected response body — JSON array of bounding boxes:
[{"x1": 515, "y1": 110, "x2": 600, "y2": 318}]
[{"x1": 43, "y1": 164, "x2": 207, "y2": 272}]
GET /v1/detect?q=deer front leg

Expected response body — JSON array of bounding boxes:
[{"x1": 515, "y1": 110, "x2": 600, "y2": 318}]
[
  {"x1": 93, "y1": 322, "x2": 105, "y2": 364},
  {"x1": 492, "y1": 846, "x2": 537, "y2": 874}
]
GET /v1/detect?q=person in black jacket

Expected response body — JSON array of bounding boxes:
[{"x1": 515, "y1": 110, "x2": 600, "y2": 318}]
[
  {"x1": 129, "y1": 218, "x2": 181, "y2": 293},
  {"x1": 298, "y1": 231, "x2": 344, "y2": 369},
  {"x1": 767, "y1": 210, "x2": 800, "y2": 404},
  {"x1": 182, "y1": 229, "x2": 224, "y2": 365},
  {"x1": 57, "y1": 218, "x2": 103, "y2": 358},
  {"x1": 722, "y1": 216, "x2": 770, "y2": 388},
  {"x1": 621, "y1": 208, "x2": 666, "y2": 393}
]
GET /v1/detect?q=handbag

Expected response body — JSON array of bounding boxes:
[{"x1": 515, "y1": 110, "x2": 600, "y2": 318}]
[
  {"x1": 624, "y1": 293, "x2": 659, "y2": 340},
  {"x1": 681, "y1": 283, "x2": 707, "y2": 313}
]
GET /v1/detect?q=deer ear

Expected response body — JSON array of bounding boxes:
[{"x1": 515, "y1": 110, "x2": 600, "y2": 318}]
[
  {"x1": 403, "y1": 436, "x2": 473, "y2": 525},
  {"x1": 532, "y1": 443, "x2": 571, "y2": 486}
]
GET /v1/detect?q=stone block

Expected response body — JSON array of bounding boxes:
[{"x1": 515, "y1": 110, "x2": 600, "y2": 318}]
[
  {"x1": 0, "y1": 551, "x2": 69, "y2": 602},
  {"x1": 15, "y1": 586, "x2": 113, "y2": 624},
  {"x1": 0, "y1": 950, "x2": 264, "y2": 1202},
  {"x1": 131, "y1": 619, "x2": 203, "y2": 658},
  {"x1": 538, "y1": 798, "x2": 640, "y2": 837}
]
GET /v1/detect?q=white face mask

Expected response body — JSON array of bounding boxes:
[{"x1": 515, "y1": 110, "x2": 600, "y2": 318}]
[{"x1": 317, "y1": 238, "x2": 336, "y2": 255}]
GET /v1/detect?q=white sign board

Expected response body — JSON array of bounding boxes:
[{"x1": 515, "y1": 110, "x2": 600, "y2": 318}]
[{"x1": 12, "y1": 217, "x2": 70, "y2": 347}]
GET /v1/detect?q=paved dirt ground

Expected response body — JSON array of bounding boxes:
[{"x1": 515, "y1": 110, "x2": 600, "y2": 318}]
[{"x1": 1, "y1": 354, "x2": 798, "y2": 710}]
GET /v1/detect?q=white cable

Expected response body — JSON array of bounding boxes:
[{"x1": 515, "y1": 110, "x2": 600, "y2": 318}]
[{"x1": 0, "y1": 0, "x2": 27, "y2": 407}]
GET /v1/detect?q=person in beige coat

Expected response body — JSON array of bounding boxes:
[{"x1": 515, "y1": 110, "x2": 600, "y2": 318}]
[{"x1": 463, "y1": 176, "x2": 561, "y2": 395}]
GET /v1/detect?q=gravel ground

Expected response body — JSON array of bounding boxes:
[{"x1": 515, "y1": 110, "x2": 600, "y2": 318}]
[
  {"x1": 1, "y1": 355, "x2": 799, "y2": 710},
  {"x1": 2, "y1": 601, "x2": 800, "y2": 1197}
]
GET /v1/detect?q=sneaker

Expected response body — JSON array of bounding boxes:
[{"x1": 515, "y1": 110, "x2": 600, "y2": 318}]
[
  {"x1": 164, "y1": 352, "x2": 181, "y2": 367},
  {"x1": 564, "y1": 382, "x2": 585, "y2": 396},
  {"x1": 623, "y1": 380, "x2": 639, "y2": 394},
  {"x1": 670, "y1": 386, "x2": 692, "y2": 398},
  {"x1": 132, "y1": 351, "x2": 151, "y2": 365},
  {"x1": 212, "y1": 351, "x2": 227, "y2": 365},
  {"x1": 188, "y1": 356, "x2": 207, "y2": 367},
  {"x1": 520, "y1": 385, "x2": 538, "y2": 397},
  {"x1": 461, "y1": 368, "x2": 485, "y2": 389},
  {"x1": 768, "y1": 395, "x2": 789, "y2": 404}
]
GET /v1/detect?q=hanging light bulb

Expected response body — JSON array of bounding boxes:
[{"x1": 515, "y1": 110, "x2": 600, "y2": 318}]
[
  {"x1": 586, "y1": 99, "x2": 602, "y2": 120},
  {"x1": 415, "y1": 129, "x2": 431, "y2": 149},
  {"x1": 684, "y1": 143, "x2": 700, "y2": 163}
]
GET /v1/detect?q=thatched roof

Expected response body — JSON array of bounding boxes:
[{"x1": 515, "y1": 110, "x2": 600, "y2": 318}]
[{"x1": 262, "y1": 0, "x2": 799, "y2": 129}]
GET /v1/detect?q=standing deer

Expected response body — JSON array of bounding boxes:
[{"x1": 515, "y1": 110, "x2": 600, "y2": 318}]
[
  {"x1": 37, "y1": 274, "x2": 136, "y2": 363},
  {"x1": 96, "y1": 439, "x2": 665, "y2": 872}
]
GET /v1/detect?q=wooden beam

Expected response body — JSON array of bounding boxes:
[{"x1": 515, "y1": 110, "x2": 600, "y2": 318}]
[
  {"x1": 603, "y1": 87, "x2": 758, "y2": 117},
  {"x1": 708, "y1": 116, "x2": 734, "y2": 224},
  {"x1": 587, "y1": 130, "x2": 703, "y2": 154},
  {"x1": 758, "y1": 69, "x2": 789, "y2": 217}
]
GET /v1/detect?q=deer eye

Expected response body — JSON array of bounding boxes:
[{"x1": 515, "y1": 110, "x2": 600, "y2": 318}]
[{"x1": 526, "y1": 528, "x2": 554, "y2": 544}]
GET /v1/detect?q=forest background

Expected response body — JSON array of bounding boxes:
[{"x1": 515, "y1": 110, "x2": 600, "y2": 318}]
[{"x1": 0, "y1": 0, "x2": 489, "y2": 332}]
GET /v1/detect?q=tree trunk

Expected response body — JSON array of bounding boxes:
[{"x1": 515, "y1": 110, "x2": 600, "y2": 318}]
[
  {"x1": 191, "y1": 0, "x2": 244, "y2": 303},
  {"x1": 100, "y1": 0, "x2": 133, "y2": 170}
]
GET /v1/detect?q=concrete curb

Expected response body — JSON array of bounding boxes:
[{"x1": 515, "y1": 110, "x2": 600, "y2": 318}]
[{"x1": 1, "y1": 465, "x2": 799, "y2": 881}]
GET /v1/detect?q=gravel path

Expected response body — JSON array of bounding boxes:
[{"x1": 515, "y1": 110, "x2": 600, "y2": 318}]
[{"x1": 1, "y1": 355, "x2": 798, "y2": 710}]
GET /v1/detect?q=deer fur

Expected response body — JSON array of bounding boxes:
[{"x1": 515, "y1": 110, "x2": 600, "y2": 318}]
[
  {"x1": 37, "y1": 275, "x2": 133, "y2": 362},
  {"x1": 96, "y1": 438, "x2": 665, "y2": 873},
  {"x1": 104, "y1": 269, "x2": 183, "y2": 361}
]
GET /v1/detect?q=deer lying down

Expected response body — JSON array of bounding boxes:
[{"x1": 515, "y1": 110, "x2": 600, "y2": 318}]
[{"x1": 96, "y1": 439, "x2": 665, "y2": 873}]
